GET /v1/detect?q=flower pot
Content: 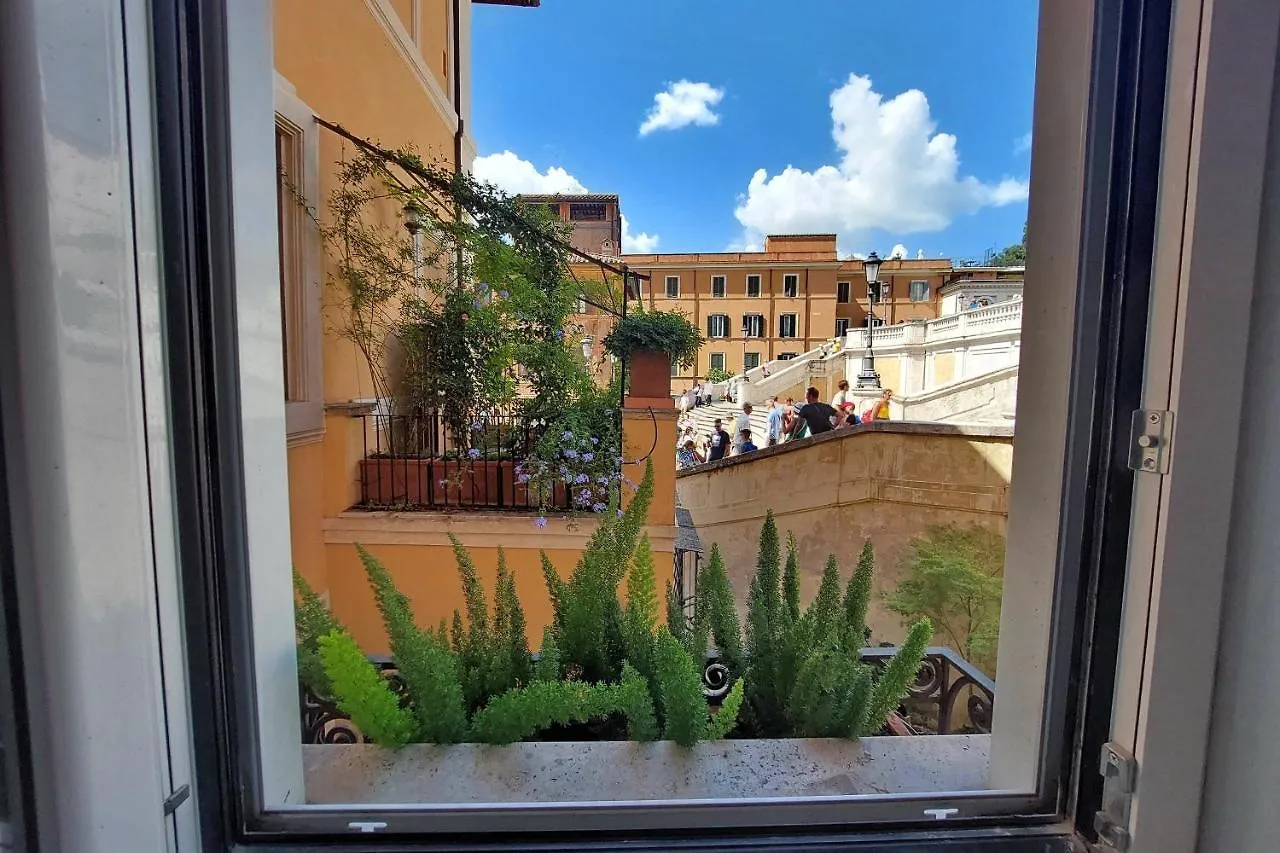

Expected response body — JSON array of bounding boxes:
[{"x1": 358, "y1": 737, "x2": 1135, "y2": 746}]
[{"x1": 627, "y1": 348, "x2": 672, "y2": 402}]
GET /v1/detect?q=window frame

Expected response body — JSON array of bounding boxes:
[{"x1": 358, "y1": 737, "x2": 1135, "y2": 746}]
[
  {"x1": 273, "y1": 73, "x2": 324, "y2": 443},
  {"x1": 665, "y1": 275, "x2": 680, "y2": 298},
  {"x1": 746, "y1": 273, "x2": 762, "y2": 298},
  {"x1": 742, "y1": 313, "x2": 765, "y2": 338},
  {"x1": 909, "y1": 280, "x2": 930, "y2": 302},
  {"x1": 743, "y1": 352, "x2": 761, "y2": 371},
  {"x1": 709, "y1": 352, "x2": 726, "y2": 373},
  {"x1": 707, "y1": 313, "x2": 730, "y2": 338},
  {"x1": 835, "y1": 318, "x2": 851, "y2": 337},
  {"x1": 779, "y1": 313, "x2": 798, "y2": 338},
  {"x1": 152, "y1": 0, "x2": 1173, "y2": 847},
  {"x1": 782, "y1": 273, "x2": 799, "y2": 298},
  {"x1": 837, "y1": 280, "x2": 851, "y2": 303},
  {"x1": 711, "y1": 274, "x2": 726, "y2": 297}
]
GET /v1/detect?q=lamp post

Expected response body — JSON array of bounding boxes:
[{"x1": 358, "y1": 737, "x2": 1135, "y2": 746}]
[{"x1": 856, "y1": 251, "x2": 883, "y2": 389}]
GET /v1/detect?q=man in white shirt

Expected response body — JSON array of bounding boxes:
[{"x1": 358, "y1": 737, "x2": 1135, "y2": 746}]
[{"x1": 732, "y1": 403, "x2": 753, "y2": 455}]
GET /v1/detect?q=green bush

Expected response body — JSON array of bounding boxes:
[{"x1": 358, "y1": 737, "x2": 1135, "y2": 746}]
[
  {"x1": 886, "y1": 524, "x2": 1004, "y2": 674},
  {"x1": 694, "y1": 545, "x2": 743, "y2": 678},
  {"x1": 317, "y1": 630, "x2": 415, "y2": 748},
  {"x1": 294, "y1": 569, "x2": 339, "y2": 696},
  {"x1": 603, "y1": 308, "x2": 703, "y2": 370}
]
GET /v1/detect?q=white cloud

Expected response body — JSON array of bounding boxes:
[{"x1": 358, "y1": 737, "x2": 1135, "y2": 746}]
[
  {"x1": 1014, "y1": 131, "x2": 1033, "y2": 154},
  {"x1": 639, "y1": 80, "x2": 725, "y2": 136},
  {"x1": 470, "y1": 151, "x2": 661, "y2": 254},
  {"x1": 470, "y1": 150, "x2": 588, "y2": 195},
  {"x1": 621, "y1": 215, "x2": 660, "y2": 253},
  {"x1": 733, "y1": 74, "x2": 1029, "y2": 253}
]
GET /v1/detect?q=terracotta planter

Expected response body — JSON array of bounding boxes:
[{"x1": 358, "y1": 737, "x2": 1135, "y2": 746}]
[
  {"x1": 358, "y1": 458, "x2": 569, "y2": 510},
  {"x1": 627, "y1": 348, "x2": 673, "y2": 400}
]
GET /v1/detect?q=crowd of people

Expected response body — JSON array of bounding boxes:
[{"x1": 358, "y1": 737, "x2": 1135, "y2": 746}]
[{"x1": 676, "y1": 381, "x2": 894, "y2": 469}]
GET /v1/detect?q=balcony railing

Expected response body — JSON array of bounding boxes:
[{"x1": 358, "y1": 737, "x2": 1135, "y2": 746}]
[
  {"x1": 300, "y1": 646, "x2": 994, "y2": 744},
  {"x1": 356, "y1": 410, "x2": 574, "y2": 512}
]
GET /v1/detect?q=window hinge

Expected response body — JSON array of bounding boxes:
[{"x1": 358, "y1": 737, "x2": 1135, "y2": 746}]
[
  {"x1": 1128, "y1": 410, "x2": 1173, "y2": 474},
  {"x1": 1093, "y1": 742, "x2": 1137, "y2": 851},
  {"x1": 162, "y1": 783, "x2": 190, "y2": 816}
]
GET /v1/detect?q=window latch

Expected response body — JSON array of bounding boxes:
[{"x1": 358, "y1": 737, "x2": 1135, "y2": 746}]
[
  {"x1": 1093, "y1": 742, "x2": 1137, "y2": 851},
  {"x1": 1128, "y1": 410, "x2": 1172, "y2": 474},
  {"x1": 162, "y1": 783, "x2": 190, "y2": 816}
]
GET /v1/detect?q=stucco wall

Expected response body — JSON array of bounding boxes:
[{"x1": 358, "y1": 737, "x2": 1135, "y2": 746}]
[{"x1": 676, "y1": 423, "x2": 1012, "y2": 644}]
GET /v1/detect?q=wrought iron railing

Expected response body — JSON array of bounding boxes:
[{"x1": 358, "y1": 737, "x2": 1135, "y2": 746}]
[
  {"x1": 356, "y1": 409, "x2": 573, "y2": 511},
  {"x1": 300, "y1": 646, "x2": 994, "y2": 744}
]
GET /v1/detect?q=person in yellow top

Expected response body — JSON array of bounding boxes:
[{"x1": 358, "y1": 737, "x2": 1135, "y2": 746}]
[{"x1": 862, "y1": 389, "x2": 893, "y2": 423}]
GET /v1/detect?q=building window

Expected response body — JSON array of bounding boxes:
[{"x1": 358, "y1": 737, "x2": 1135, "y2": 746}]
[
  {"x1": 778, "y1": 352, "x2": 798, "y2": 360},
  {"x1": 783, "y1": 273, "x2": 799, "y2": 298},
  {"x1": 671, "y1": 360, "x2": 680, "y2": 377},
  {"x1": 569, "y1": 202, "x2": 606, "y2": 221},
  {"x1": 665, "y1": 275, "x2": 680, "y2": 298},
  {"x1": 742, "y1": 314, "x2": 765, "y2": 338},
  {"x1": 574, "y1": 297, "x2": 588, "y2": 314},
  {"x1": 837, "y1": 280, "x2": 851, "y2": 303},
  {"x1": 273, "y1": 77, "x2": 323, "y2": 441},
  {"x1": 711, "y1": 275, "x2": 726, "y2": 297},
  {"x1": 709, "y1": 352, "x2": 726, "y2": 373},
  {"x1": 707, "y1": 314, "x2": 730, "y2": 338},
  {"x1": 909, "y1": 279, "x2": 930, "y2": 302},
  {"x1": 874, "y1": 279, "x2": 891, "y2": 302},
  {"x1": 746, "y1": 274, "x2": 761, "y2": 297},
  {"x1": 743, "y1": 352, "x2": 761, "y2": 371},
  {"x1": 835, "y1": 318, "x2": 850, "y2": 336},
  {"x1": 779, "y1": 313, "x2": 798, "y2": 338}
]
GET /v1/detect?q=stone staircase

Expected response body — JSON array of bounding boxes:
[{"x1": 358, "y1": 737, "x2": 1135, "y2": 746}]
[{"x1": 679, "y1": 401, "x2": 772, "y2": 450}]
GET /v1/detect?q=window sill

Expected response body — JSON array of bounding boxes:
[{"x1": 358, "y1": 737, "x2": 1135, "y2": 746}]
[{"x1": 302, "y1": 736, "x2": 989, "y2": 805}]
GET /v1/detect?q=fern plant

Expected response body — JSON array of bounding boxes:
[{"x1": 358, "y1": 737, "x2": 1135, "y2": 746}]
[
  {"x1": 317, "y1": 629, "x2": 415, "y2": 747},
  {"x1": 294, "y1": 569, "x2": 339, "y2": 696},
  {"x1": 652, "y1": 628, "x2": 743, "y2": 746},
  {"x1": 694, "y1": 545, "x2": 743, "y2": 677}
]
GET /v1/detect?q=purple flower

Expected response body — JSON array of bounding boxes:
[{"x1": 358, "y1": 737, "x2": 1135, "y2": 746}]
[
  {"x1": 579, "y1": 488, "x2": 593, "y2": 501},
  {"x1": 564, "y1": 449, "x2": 579, "y2": 460},
  {"x1": 592, "y1": 502, "x2": 606, "y2": 513},
  {"x1": 471, "y1": 421, "x2": 483, "y2": 431},
  {"x1": 498, "y1": 290, "x2": 509, "y2": 299},
  {"x1": 517, "y1": 473, "x2": 530, "y2": 483},
  {"x1": 582, "y1": 452, "x2": 594, "y2": 462},
  {"x1": 574, "y1": 473, "x2": 589, "y2": 484},
  {"x1": 616, "y1": 509, "x2": 624, "y2": 519},
  {"x1": 590, "y1": 437, "x2": 600, "y2": 445},
  {"x1": 535, "y1": 516, "x2": 548, "y2": 528},
  {"x1": 615, "y1": 455, "x2": 624, "y2": 464},
  {"x1": 467, "y1": 448, "x2": 481, "y2": 459},
  {"x1": 562, "y1": 430, "x2": 574, "y2": 441}
]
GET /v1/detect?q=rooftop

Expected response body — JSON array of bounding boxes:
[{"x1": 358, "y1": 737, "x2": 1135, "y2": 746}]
[{"x1": 516, "y1": 193, "x2": 619, "y2": 204}]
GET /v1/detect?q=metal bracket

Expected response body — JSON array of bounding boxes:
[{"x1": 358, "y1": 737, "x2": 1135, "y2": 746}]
[
  {"x1": 162, "y1": 784, "x2": 190, "y2": 816},
  {"x1": 1093, "y1": 742, "x2": 1137, "y2": 851},
  {"x1": 1128, "y1": 410, "x2": 1173, "y2": 474}
]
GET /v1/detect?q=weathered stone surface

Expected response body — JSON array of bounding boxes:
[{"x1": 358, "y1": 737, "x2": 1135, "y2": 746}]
[{"x1": 303, "y1": 735, "x2": 989, "y2": 804}]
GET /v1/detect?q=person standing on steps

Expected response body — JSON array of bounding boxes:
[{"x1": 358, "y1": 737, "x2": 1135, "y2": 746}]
[
  {"x1": 790, "y1": 386, "x2": 838, "y2": 440},
  {"x1": 707, "y1": 418, "x2": 731, "y2": 462},
  {"x1": 732, "y1": 403, "x2": 753, "y2": 455},
  {"x1": 766, "y1": 397, "x2": 784, "y2": 447}
]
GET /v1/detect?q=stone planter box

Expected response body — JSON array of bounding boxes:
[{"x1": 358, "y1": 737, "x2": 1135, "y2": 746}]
[
  {"x1": 628, "y1": 349, "x2": 673, "y2": 401},
  {"x1": 358, "y1": 458, "x2": 567, "y2": 508},
  {"x1": 303, "y1": 736, "x2": 989, "y2": 804}
]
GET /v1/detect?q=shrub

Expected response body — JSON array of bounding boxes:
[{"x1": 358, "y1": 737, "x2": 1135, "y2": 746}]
[
  {"x1": 788, "y1": 649, "x2": 873, "y2": 738},
  {"x1": 533, "y1": 626, "x2": 561, "y2": 682},
  {"x1": 358, "y1": 545, "x2": 468, "y2": 743},
  {"x1": 653, "y1": 628, "x2": 707, "y2": 747},
  {"x1": 744, "y1": 511, "x2": 791, "y2": 735},
  {"x1": 622, "y1": 535, "x2": 660, "y2": 686},
  {"x1": 317, "y1": 630, "x2": 415, "y2": 748},
  {"x1": 294, "y1": 569, "x2": 339, "y2": 696},
  {"x1": 783, "y1": 533, "x2": 801, "y2": 623},
  {"x1": 603, "y1": 308, "x2": 703, "y2": 370},
  {"x1": 886, "y1": 524, "x2": 1004, "y2": 674},
  {"x1": 694, "y1": 545, "x2": 743, "y2": 678}
]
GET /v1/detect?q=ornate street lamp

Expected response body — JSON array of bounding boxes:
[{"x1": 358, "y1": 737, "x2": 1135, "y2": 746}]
[
  {"x1": 856, "y1": 251, "x2": 883, "y2": 389},
  {"x1": 580, "y1": 336, "x2": 593, "y2": 363}
]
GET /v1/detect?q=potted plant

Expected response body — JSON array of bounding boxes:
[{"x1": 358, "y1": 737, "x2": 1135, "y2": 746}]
[{"x1": 603, "y1": 309, "x2": 702, "y2": 400}]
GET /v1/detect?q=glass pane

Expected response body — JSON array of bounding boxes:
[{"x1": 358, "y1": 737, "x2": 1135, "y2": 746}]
[{"x1": 228, "y1": 0, "x2": 1067, "y2": 830}]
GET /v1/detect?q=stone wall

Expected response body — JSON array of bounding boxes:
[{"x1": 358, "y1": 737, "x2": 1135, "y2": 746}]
[{"x1": 676, "y1": 422, "x2": 1012, "y2": 644}]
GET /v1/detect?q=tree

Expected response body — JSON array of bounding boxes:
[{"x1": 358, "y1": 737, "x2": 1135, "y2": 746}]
[
  {"x1": 886, "y1": 525, "x2": 1005, "y2": 675},
  {"x1": 990, "y1": 221, "x2": 1027, "y2": 267}
]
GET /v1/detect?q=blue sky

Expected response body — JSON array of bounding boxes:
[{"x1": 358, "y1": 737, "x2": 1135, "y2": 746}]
[{"x1": 471, "y1": 0, "x2": 1037, "y2": 261}]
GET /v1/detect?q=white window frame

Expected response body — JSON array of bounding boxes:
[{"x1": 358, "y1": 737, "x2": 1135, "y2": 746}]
[
  {"x1": 711, "y1": 274, "x2": 726, "y2": 297},
  {"x1": 707, "y1": 313, "x2": 729, "y2": 338},
  {"x1": 746, "y1": 274, "x2": 762, "y2": 297},
  {"x1": 709, "y1": 352, "x2": 726, "y2": 373},
  {"x1": 742, "y1": 313, "x2": 765, "y2": 338},
  {"x1": 665, "y1": 275, "x2": 680, "y2": 298},
  {"x1": 783, "y1": 273, "x2": 799, "y2": 298},
  {"x1": 274, "y1": 74, "x2": 324, "y2": 443},
  {"x1": 835, "y1": 318, "x2": 850, "y2": 337},
  {"x1": 779, "y1": 313, "x2": 798, "y2": 338},
  {"x1": 743, "y1": 352, "x2": 761, "y2": 371},
  {"x1": 909, "y1": 279, "x2": 930, "y2": 302}
]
